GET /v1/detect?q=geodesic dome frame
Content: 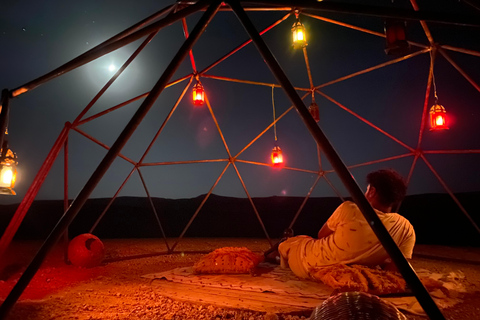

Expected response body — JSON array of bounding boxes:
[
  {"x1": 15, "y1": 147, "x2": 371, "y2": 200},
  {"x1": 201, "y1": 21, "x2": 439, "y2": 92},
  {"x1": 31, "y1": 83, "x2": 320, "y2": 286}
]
[{"x1": 1, "y1": 0, "x2": 480, "y2": 318}]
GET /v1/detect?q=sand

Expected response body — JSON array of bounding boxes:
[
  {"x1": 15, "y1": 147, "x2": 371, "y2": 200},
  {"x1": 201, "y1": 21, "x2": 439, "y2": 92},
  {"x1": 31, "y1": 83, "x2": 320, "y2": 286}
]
[{"x1": 1, "y1": 238, "x2": 479, "y2": 319}]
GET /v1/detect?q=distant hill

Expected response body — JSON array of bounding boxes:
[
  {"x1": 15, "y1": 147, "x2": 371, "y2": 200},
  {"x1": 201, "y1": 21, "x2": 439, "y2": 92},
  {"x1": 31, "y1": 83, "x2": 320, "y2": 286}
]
[{"x1": 1, "y1": 193, "x2": 479, "y2": 246}]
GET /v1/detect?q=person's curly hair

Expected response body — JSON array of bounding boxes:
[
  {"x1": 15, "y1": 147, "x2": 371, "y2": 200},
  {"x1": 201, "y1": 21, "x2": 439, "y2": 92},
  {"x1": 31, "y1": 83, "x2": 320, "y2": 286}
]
[{"x1": 366, "y1": 169, "x2": 407, "y2": 207}]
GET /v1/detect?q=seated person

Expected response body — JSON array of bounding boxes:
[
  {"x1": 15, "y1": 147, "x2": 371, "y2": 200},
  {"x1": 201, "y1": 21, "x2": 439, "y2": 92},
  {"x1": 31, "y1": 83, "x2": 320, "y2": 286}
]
[{"x1": 278, "y1": 169, "x2": 415, "y2": 279}]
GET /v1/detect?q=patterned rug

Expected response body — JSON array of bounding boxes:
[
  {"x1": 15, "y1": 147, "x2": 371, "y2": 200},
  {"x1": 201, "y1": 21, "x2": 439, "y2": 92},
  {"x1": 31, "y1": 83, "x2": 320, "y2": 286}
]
[{"x1": 143, "y1": 263, "x2": 466, "y2": 316}]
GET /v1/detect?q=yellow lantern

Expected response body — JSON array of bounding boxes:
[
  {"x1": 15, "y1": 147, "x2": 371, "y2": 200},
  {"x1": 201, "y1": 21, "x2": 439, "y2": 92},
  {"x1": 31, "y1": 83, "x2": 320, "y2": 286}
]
[
  {"x1": 192, "y1": 82, "x2": 205, "y2": 106},
  {"x1": 292, "y1": 13, "x2": 307, "y2": 49},
  {"x1": 0, "y1": 147, "x2": 17, "y2": 195},
  {"x1": 271, "y1": 145, "x2": 284, "y2": 168},
  {"x1": 429, "y1": 103, "x2": 449, "y2": 131}
]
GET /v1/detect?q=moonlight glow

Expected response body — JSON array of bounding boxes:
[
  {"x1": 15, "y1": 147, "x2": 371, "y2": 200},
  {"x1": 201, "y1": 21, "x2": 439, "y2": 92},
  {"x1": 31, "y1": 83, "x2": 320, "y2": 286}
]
[{"x1": 108, "y1": 64, "x2": 116, "y2": 72}]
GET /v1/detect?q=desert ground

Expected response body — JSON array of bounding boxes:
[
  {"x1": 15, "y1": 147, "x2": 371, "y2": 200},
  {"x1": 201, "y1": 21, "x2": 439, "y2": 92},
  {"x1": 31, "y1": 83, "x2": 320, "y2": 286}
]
[{"x1": 0, "y1": 238, "x2": 479, "y2": 320}]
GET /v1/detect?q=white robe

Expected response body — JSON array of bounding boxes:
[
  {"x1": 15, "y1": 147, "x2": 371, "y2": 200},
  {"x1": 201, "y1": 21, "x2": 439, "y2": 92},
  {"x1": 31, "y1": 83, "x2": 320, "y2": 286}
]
[{"x1": 278, "y1": 201, "x2": 416, "y2": 279}]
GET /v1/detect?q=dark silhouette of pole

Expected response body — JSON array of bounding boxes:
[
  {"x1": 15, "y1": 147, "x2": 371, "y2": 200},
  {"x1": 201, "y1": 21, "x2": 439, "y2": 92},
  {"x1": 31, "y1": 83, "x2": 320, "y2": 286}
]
[
  {"x1": 8, "y1": 2, "x2": 202, "y2": 99},
  {"x1": 0, "y1": 1, "x2": 221, "y2": 318},
  {"x1": 229, "y1": 1, "x2": 445, "y2": 319},
  {"x1": 0, "y1": 89, "x2": 10, "y2": 151},
  {"x1": 254, "y1": 0, "x2": 480, "y2": 27}
]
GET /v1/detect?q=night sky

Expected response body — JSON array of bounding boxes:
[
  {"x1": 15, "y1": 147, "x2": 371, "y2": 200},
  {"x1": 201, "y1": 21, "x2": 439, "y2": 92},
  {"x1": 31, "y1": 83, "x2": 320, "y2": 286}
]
[{"x1": 1, "y1": 0, "x2": 480, "y2": 205}]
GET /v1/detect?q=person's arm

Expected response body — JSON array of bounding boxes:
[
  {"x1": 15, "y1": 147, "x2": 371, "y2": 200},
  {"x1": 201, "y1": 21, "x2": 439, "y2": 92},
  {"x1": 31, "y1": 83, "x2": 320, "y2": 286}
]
[
  {"x1": 383, "y1": 220, "x2": 416, "y2": 272},
  {"x1": 317, "y1": 222, "x2": 333, "y2": 239},
  {"x1": 317, "y1": 201, "x2": 351, "y2": 239}
]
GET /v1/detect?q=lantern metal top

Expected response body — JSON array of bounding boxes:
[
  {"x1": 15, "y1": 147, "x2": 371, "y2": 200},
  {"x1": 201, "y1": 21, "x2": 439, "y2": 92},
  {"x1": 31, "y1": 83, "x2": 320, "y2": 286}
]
[{"x1": 430, "y1": 103, "x2": 446, "y2": 113}]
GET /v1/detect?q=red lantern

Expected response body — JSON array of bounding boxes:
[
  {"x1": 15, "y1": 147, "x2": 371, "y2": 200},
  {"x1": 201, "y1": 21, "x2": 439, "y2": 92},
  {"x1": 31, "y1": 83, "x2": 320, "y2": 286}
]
[
  {"x1": 384, "y1": 20, "x2": 409, "y2": 55},
  {"x1": 271, "y1": 145, "x2": 284, "y2": 168},
  {"x1": 429, "y1": 103, "x2": 449, "y2": 131},
  {"x1": 309, "y1": 102, "x2": 320, "y2": 122},
  {"x1": 192, "y1": 82, "x2": 205, "y2": 106}
]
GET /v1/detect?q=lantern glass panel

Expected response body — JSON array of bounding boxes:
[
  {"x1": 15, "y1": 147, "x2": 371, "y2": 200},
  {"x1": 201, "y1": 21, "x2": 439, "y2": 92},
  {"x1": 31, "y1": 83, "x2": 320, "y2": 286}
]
[
  {"x1": 435, "y1": 115, "x2": 445, "y2": 126},
  {"x1": 0, "y1": 163, "x2": 16, "y2": 191},
  {"x1": 273, "y1": 153, "x2": 282, "y2": 164},
  {"x1": 296, "y1": 29, "x2": 304, "y2": 41},
  {"x1": 1, "y1": 166, "x2": 13, "y2": 186},
  {"x1": 271, "y1": 146, "x2": 284, "y2": 167},
  {"x1": 193, "y1": 83, "x2": 205, "y2": 106}
]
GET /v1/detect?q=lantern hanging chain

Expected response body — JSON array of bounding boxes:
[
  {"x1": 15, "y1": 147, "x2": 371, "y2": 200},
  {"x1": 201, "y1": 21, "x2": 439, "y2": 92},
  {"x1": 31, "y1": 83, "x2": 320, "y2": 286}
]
[
  {"x1": 272, "y1": 85, "x2": 277, "y2": 142},
  {"x1": 430, "y1": 50, "x2": 439, "y2": 104},
  {"x1": 432, "y1": 73, "x2": 438, "y2": 103},
  {"x1": 432, "y1": 70, "x2": 438, "y2": 104}
]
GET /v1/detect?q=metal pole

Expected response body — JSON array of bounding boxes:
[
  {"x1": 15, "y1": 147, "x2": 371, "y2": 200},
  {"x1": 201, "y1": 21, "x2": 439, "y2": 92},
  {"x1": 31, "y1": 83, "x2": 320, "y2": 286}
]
[
  {"x1": 8, "y1": 2, "x2": 205, "y2": 98},
  {"x1": 416, "y1": 47, "x2": 435, "y2": 150},
  {"x1": 229, "y1": 1, "x2": 445, "y2": 319},
  {"x1": 253, "y1": 0, "x2": 480, "y2": 27},
  {"x1": 438, "y1": 46, "x2": 480, "y2": 94},
  {"x1": 420, "y1": 154, "x2": 480, "y2": 235},
  {"x1": 63, "y1": 134, "x2": 70, "y2": 264},
  {"x1": 409, "y1": 0, "x2": 435, "y2": 45},
  {"x1": 187, "y1": 0, "x2": 480, "y2": 26},
  {"x1": 0, "y1": 1, "x2": 220, "y2": 317},
  {"x1": 200, "y1": 12, "x2": 291, "y2": 74},
  {"x1": 0, "y1": 89, "x2": 10, "y2": 150},
  {"x1": 89, "y1": 168, "x2": 136, "y2": 234},
  {"x1": 72, "y1": 31, "x2": 159, "y2": 126},
  {"x1": 170, "y1": 163, "x2": 230, "y2": 252},
  {"x1": 137, "y1": 169, "x2": 171, "y2": 251},
  {"x1": 0, "y1": 124, "x2": 70, "y2": 261}
]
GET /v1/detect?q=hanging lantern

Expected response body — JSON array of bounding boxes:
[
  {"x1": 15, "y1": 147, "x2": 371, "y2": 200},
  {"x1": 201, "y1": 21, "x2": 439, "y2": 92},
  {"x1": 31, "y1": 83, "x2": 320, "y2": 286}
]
[
  {"x1": 384, "y1": 20, "x2": 409, "y2": 55},
  {"x1": 429, "y1": 103, "x2": 449, "y2": 131},
  {"x1": 271, "y1": 145, "x2": 284, "y2": 168},
  {"x1": 309, "y1": 102, "x2": 320, "y2": 122},
  {"x1": 292, "y1": 13, "x2": 307, "y2": 49},
  {"x1": 0, "y1": 146, "x2": 17, "y2": 195},
  {"x1": 192, "y1": 82, "x2": 205, "y2": 106}
]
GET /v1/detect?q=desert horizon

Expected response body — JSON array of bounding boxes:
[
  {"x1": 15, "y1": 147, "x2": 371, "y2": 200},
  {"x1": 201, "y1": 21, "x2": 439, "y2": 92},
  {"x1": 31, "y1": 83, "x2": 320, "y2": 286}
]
[{"x1": 1, "y1": 192, "x2": 479, "y2": 247}]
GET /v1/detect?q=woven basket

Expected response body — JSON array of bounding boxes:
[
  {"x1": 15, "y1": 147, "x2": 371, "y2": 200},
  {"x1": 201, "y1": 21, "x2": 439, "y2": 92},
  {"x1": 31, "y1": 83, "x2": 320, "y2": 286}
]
[{"x1": 310, "y1": 292, "x2": 407, "y2": 320}]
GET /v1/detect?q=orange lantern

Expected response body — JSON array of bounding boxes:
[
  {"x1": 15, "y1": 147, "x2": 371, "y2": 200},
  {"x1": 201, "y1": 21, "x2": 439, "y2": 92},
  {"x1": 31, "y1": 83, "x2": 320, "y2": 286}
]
[
  {"x1": 192, "y1": 82, "x2": 205, "y2": 106},
  {"x1": 384, "y1": 20, "x2": 409, "y2": 55},
  {"x1": 0, "y1": 145, "x2": 17, "y2": 195},
  {"x1": 271, "y1": 145, "x2": 284, "y2": 168},
  {"x1": 309, "y1": 102, "x2": 320, "y2": 122},
  {"x1": 429, "y1": 103, "x2": 449, "y2": 131},
  {"x1": 292, "y1": 13, "x2": 307, "y2": 49}
]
